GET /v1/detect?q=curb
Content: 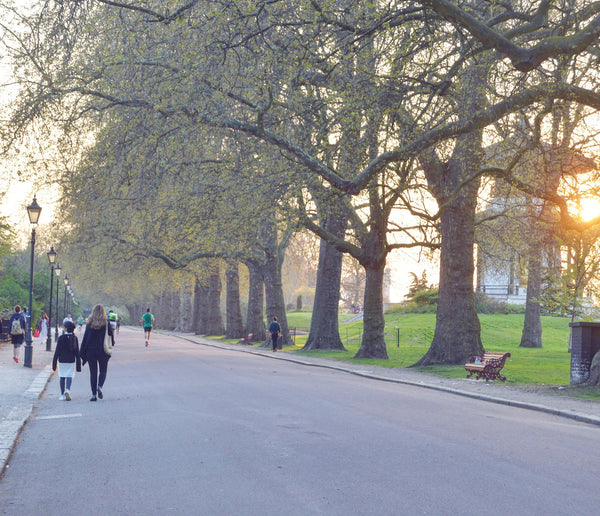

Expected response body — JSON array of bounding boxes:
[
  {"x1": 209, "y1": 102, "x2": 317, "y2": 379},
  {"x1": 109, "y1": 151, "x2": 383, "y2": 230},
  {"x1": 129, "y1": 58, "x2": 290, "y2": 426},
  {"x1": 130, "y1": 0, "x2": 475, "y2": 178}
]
[
  {"x1": 0, "y1": 366, "x2": 54, "y2": 477},
  {"x1": 173, "y1": 334, "x2": 600, "y2": 428}
]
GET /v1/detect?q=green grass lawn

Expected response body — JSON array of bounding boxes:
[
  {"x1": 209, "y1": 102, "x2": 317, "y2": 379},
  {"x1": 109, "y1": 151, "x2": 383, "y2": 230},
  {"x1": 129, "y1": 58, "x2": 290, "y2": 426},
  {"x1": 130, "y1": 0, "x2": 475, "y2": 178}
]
[
  {"x1": 220, "y1": 310, "x2": 599, "y2": 399},
  {"x1": 280, "y1": 310, "x2": 576, "y2": 387}
]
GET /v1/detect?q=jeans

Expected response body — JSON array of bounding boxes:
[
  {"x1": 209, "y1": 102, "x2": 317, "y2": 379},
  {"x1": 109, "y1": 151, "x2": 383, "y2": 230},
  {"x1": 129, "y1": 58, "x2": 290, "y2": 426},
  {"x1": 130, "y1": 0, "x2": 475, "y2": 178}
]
[{"x1": 60, "y1": 377, "x2": 72, "y2": 393}]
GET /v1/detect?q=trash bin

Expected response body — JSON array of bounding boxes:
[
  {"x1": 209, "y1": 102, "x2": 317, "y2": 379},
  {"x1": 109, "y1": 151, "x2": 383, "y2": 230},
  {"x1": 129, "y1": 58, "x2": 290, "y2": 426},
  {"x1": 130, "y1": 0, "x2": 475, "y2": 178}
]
[{"x1": 569, "y1": 322, "x2": 600, "y2": 385}]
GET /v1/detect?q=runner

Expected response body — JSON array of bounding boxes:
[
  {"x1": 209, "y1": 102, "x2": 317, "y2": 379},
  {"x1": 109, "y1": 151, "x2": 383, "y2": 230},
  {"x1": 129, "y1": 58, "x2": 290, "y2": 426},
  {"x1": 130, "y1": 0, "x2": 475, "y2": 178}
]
[{"x1": 141, "y1": 308, "x2": 154, "y2": 347}]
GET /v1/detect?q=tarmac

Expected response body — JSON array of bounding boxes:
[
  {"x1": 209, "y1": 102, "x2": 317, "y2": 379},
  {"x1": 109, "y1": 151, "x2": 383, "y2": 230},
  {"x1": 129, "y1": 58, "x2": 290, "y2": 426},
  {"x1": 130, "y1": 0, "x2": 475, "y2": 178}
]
[{"x1": 2, "y1": 330, "x2": 600, "y2": 475}]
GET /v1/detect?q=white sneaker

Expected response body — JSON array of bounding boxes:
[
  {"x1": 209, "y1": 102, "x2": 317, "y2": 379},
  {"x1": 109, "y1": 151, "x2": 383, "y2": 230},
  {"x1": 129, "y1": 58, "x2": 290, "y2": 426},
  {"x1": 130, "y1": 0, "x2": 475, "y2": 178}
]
[
  {"x1": 59, "y1": 394, "x2": 66, "y2": 401},
  {"x1": 64, "y1": 391, "x2": 71, "y2": 401}
]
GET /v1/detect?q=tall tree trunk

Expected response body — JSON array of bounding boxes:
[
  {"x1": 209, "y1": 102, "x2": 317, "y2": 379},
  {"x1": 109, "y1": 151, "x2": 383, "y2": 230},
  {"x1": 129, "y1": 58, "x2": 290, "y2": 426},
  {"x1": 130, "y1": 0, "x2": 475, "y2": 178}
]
[
  {"x1": 244, "y1": 260, "x2": 266, "y2": 341},
  {"x1": 415, "y1": 192, "x2": 484, "y2": 365},
  {"x1": 304, "y1": 209, "x2": 346, "y2": 351},
  {"x1": 520, "y1": 245, "x2": 543, "y2": 348},
  {"x1": 225, "y1": 260, "x2": 244, "y2": 339},
  {"x1": 206, "y1": 263, "x2": 224, "y2": 335},
  {"x1": 191, "y1": 277, "x2": 203, "y2": 333},
  {"x1": 194, "y1": 280, "x2": 210, "y2": 335},
  {"x1": 416, "y1": 61, "x2": 488, "y2": 366},
  {"x1": 354, "y1": 258, "x2": 387, "y2": 358},
  {"x1": 262, "y1": 249, "x2": 289, "y2": 348},
  {"x1": 176, "y1": 281, "x2": 193, "y2": 332}
]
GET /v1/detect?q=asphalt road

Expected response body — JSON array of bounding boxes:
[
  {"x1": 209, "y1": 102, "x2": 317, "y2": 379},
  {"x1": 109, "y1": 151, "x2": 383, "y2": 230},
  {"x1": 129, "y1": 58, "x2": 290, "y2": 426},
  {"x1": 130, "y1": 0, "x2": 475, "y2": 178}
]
[{"x1": 1, "y1": 327, "x2": 599, "y2": 515}]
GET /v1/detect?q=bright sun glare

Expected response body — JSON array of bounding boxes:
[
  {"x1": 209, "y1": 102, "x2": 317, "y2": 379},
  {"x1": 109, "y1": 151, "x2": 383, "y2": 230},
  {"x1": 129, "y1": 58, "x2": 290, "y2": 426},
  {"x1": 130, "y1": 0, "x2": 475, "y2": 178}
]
[{"x1": 578, "y1": 196, "x2": 600, "y2": 222}]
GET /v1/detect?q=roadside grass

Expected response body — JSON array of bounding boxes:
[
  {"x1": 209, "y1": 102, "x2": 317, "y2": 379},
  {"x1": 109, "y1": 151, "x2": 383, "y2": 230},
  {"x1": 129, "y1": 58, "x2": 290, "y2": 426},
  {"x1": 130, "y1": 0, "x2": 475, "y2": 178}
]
[{"x1": 216, "y1": 309, "x2": 599, "y2": 399}]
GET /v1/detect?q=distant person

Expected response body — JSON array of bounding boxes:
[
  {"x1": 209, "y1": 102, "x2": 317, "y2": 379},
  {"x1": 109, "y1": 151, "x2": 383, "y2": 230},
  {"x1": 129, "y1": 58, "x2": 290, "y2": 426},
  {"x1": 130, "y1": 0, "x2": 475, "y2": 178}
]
[
  {"x1": 52, "y1": 320, "x2": 81, "y2": 401},
  {"x1": 141, "y1": 308, "x2": 154, "y2": 347},
  {"x1": 116, "y1": 314, "x2": 123, "y2": 334},
  {"x1": 35, "y1": 312, "x2": 49, "y2": 342},
  {"x1": 63, "y1": 313, "x2": 73, "y2": 326},
  {"x1": 108, "y1": 310, "x2": 118, "y2": 333},
  {"x1": 80, "y1": 304, "x2": 114, "y2": 402},
  {"x1": 77, "y1": 315, "x2": 84, "y2": 330},
  {"x1": 268, "y1": 316, "x2": 281, "y2": 352},
  {"x1": 9, "y1": 305, "x2": 26, "y2": 363}
]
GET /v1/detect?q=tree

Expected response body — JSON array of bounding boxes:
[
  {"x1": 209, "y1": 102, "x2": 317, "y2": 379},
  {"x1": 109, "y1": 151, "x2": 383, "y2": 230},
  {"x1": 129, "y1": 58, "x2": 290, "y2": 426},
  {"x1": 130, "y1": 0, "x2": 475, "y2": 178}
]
[{"x1": 5, "y1": 0, "x2": 600, "y2": 363}]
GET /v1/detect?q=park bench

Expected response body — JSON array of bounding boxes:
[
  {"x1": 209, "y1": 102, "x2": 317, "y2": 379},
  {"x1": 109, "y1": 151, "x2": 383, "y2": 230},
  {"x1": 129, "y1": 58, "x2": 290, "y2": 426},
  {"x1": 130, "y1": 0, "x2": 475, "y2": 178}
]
[
  {"x1": 238, "y1": 333, "x2": 254, "y2": 345},
  {"x1": 465, "y1": 352, "x2": 511, "y2": 382}
]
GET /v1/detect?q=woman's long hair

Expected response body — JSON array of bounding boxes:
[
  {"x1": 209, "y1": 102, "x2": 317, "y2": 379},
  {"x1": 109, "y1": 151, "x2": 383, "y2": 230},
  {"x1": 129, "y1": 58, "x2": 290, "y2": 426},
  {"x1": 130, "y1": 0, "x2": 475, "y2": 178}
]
[{"x1": 87, "y1": 304, "x2": 108, "y2": 329}]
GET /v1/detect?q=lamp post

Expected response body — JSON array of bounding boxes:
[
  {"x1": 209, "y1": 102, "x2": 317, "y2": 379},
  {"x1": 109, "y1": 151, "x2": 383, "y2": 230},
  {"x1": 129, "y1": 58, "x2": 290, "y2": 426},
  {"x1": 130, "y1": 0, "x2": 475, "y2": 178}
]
[
  {"x1": 63, "y1": 275, "x2": 69, "y2": 322},
  {"x1": 54, "y1": 263, "x2": 61, "y2": 342},
  {"x1": 23, "y1": 196, "x2": 42, "y2": 368},
  {"x1": 46, "y1": 247, "x2": 57, "y2": 352}
]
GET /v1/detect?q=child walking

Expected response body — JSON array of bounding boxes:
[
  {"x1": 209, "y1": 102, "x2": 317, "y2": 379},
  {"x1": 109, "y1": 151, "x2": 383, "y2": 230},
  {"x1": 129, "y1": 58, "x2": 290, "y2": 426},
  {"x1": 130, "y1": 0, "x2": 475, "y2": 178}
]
[{"x1": 52, "y1": 321, "x2": 81, "y2": 400}]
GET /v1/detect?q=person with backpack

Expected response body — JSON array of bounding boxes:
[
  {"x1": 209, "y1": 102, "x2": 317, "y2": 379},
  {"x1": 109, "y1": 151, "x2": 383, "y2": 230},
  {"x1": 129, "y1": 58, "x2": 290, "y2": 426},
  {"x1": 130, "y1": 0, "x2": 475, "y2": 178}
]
[
  {"x1": 9, "y1": 305, "x2": 26, "y2": 363},
  {"x1": 52, "y1": 320, "x2": 81, "y2": 400}
]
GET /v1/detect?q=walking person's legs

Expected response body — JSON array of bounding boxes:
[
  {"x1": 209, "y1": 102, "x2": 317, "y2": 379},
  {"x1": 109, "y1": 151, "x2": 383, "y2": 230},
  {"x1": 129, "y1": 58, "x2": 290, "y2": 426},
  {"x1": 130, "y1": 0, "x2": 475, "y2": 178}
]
[
  {"x1": 88, "y1": 357, "x2": 98, "y2": 400},
  {"x1": 271, "y1": 333, "x2": 278, "y2": 351},
  {"x1": 97, "y1": 354, "x2": 109, "y2": 399}
]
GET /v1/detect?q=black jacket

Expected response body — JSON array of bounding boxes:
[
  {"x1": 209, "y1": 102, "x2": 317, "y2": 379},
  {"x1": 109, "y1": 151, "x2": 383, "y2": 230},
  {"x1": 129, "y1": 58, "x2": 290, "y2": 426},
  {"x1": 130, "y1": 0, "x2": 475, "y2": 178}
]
[
  {"x1": 52, "y1": 333, "x2": 82, "y2": 372},
  {"x1": 80, "y1": 322, "x2": 114, "y2": 364}
]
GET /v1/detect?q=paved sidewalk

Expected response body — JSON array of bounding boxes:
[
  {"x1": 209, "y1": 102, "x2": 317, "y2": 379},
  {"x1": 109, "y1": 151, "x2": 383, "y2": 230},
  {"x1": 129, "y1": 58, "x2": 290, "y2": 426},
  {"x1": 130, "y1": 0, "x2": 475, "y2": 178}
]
[
  {"x1": 0, "y1": 338, "x2": 54, "y2": 475},
  {"x1": 2, "y1": 331, "x2": 600, "y2": 475}
]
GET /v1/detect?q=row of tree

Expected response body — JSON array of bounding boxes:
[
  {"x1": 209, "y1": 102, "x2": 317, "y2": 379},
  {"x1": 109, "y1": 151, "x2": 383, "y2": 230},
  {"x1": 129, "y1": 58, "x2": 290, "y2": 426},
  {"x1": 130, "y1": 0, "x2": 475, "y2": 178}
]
[{"x1": 2, "y1": 1, "x2": 600, "y2": 364}]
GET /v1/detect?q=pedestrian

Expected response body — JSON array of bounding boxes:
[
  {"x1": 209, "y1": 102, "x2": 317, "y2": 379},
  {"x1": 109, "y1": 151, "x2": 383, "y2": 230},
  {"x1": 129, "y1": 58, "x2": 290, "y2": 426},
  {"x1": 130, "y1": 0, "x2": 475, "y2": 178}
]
[
  {"x1": 35, "y1": 312, "x2": 49, "y2": 342},
  {"x1": 107, "y1": 310, "x2": 118, "y2": 333},
  {"x1": 77, "y1": 315, "x2": 84, "y2": 331},
  {"x1": 268, "y1": 316, "x2": 281, "y2": 352},
  {"x1": 141, "y1": 308, "x2": 154, "y2": 347},
  {"x1": 8, "y1": 305, "x2": 26, "y2": 363},
  {"x1": 52, "y1": 320, "x2": 81, "y2": 401},
  {"x1": 116, "y1": 314, "x2": 123, "y2": 334},
  {"x1": 80, "y1": 304, "x2": 114, "y2": 402}
]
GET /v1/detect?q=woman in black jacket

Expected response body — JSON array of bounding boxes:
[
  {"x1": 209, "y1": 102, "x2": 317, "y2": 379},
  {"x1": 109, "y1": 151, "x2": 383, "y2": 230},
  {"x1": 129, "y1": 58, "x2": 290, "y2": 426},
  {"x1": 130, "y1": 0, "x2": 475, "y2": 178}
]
[
  {"x1": 80, "y1": 304, "x2": 114, "y2": 402},
  {"x1": 52, "y1": 320, "x2": 81, "y2": 400}
]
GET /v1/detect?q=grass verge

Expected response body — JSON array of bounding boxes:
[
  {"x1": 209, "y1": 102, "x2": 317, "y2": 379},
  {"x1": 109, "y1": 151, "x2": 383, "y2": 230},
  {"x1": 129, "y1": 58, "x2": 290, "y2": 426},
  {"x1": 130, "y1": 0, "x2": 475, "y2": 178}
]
[{"x1": 219, "y1": 310, "x2": 600, "y2": 400}]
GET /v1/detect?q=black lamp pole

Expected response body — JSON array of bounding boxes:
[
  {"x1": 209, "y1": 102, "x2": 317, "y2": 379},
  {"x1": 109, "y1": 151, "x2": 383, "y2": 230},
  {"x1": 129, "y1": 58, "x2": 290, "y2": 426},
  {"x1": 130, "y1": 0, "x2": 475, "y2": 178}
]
[
  {"x1": 46, "y1": 247, "x2": 57, "y2": 352},
  {"x1": 63, "y1": 275, "x2": 69, "y2": 322},
  {"x1": 54, "y1": 263, "x2": 61, "y2": 342},
  {"x1": 23, "y1": 196, "x2": 42, "y2": 368}
]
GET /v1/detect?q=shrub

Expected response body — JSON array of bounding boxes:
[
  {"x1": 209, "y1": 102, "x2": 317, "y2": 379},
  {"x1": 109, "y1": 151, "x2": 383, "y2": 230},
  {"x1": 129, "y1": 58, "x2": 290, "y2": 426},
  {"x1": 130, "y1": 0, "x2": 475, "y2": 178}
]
[{"x1": 475, "y1": 293, "x2": 525, "y2": 314}]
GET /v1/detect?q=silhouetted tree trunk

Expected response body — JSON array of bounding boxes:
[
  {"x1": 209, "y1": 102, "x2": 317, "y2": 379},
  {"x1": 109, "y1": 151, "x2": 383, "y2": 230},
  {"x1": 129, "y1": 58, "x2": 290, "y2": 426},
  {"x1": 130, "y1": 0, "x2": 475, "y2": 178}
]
[
  {"x1": 520, "y1": 247, "x2": 543, "y2": 348},
  {"x1": 304, "y1": 208, "x2": 346, "y2": 351},
  {"x1": 244, "y1": 260, "x2": 266, "y2": 341},
  {"x1": 261, "y1": 216, "x2": 291, "y2": 348},
  {"x1": 206, "y1": 263, "x2": 224, "y2": 335},
  {"x1": 353, "y1": 210, "x2": 388, "y2": 358},
  {"x1": 225, "y1": 260, "x2": 244, "y2": 338},
  {"x1": 415, "y1": 64, "x2": 487, "y2": 366},
  {"x1": 194, "y1": 279, "x2": 209, "y2": 334}
]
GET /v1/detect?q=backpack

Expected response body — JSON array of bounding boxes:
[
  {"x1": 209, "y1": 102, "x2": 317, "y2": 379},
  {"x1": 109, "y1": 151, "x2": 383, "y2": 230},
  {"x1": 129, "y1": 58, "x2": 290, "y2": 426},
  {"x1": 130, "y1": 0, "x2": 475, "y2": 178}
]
[{"x1": 10, "y1": 317, "x2": 23, "y2": 336}]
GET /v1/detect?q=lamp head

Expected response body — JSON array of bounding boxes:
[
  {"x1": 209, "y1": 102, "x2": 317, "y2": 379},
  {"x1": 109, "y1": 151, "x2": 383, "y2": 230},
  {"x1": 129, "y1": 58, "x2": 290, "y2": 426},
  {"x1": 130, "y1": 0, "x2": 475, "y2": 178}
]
[
  {"x1": 27, "y1": 196, "x2": 42, "y2": 225},
  {"x1": 47, "y1": 246, "x2": 57, "y2": 265}
]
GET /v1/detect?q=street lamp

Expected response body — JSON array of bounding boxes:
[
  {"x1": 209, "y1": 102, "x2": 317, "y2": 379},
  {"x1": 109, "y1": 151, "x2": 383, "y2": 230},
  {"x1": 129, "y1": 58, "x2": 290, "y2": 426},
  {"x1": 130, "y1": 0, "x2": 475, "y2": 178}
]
[
  {"x1": 46, "y1": 246, "x2": 57, "y2": 352},
  {"x1": 54, "y1": 263, "x2": 61, "y2": 342},
  {"x1": 23, "y1": 196, "x2": 42, "y2": 368},
  {"x1": 63, "y1": 275, "x2": 69, "y2": 322}
]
